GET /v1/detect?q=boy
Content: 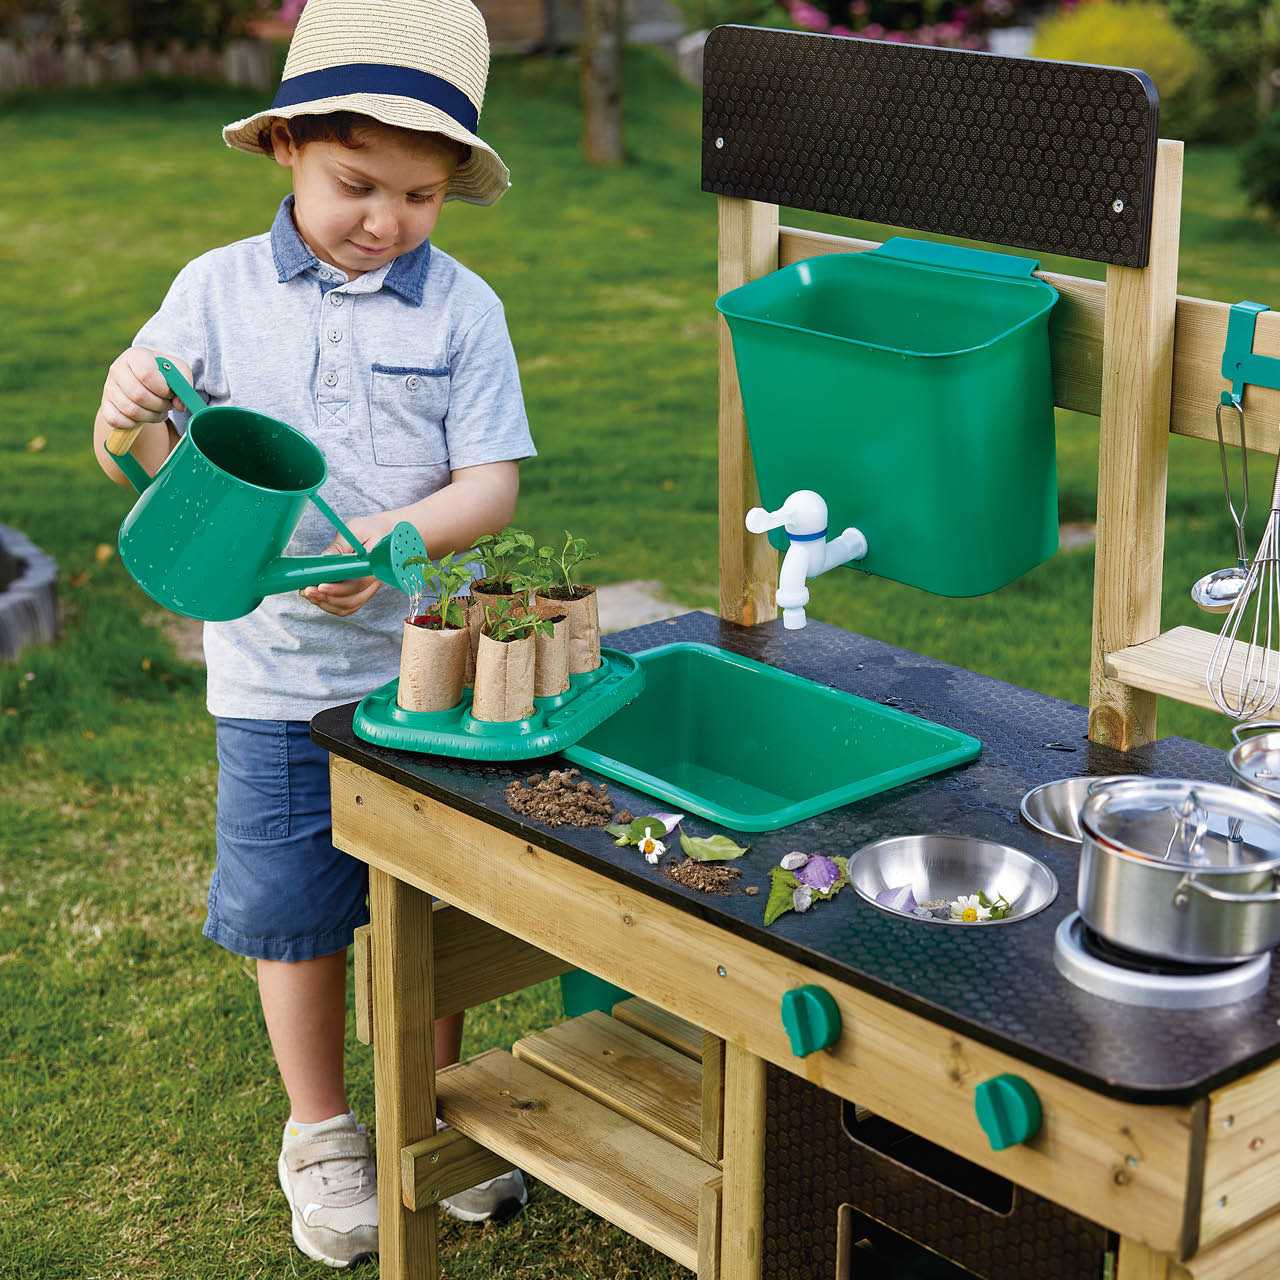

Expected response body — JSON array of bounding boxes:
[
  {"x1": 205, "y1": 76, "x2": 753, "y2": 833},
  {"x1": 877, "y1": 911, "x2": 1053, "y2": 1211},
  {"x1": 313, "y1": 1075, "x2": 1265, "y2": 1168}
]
[{"x1": 91, "y1": 0, "x2": 534, "y2": 1266}]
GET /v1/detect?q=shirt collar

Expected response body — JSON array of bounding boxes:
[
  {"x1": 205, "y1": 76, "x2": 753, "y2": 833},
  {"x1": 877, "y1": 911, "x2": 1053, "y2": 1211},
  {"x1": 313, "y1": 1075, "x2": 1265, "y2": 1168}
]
[{"x1": 270, "y1": 195, "x2": 431, "y2": 306}]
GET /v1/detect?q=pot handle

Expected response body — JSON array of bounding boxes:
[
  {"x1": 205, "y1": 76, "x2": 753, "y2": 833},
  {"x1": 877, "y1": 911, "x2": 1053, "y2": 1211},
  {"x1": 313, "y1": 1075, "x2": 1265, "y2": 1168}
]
[
  {"x1": 1173, "y1": 871, "x2": 1280, "y2": 907},
  {"x1": 1231, "y1": 720, "x2": 1280, "y2": 743}
]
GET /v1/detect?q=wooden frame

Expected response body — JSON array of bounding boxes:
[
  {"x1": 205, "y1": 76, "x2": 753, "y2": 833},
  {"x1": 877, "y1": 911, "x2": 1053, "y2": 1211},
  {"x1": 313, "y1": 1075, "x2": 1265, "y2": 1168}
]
[
  {"x1": 718, "y1": 139, "x2": 1280, "y2": 748},
  {"x1": 338, "y1": 75, "x2": 1280, "y2": 1280}
]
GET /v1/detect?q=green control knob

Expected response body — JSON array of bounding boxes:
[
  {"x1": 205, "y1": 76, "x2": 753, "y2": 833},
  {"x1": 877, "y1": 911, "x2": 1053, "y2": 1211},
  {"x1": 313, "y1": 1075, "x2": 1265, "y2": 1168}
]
[
  {"x1": 975, "y1": 1074, "x2": 1042, "y2": 1150},
  {"x1": 780, "y1": 985, "x2": 842, "y2": 1057}
]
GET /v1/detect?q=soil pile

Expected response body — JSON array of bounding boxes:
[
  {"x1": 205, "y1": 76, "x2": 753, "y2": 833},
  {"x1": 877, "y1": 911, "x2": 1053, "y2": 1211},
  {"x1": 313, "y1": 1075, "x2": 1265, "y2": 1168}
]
[
  {"x1": 505, "y1": 769, "x2": 614, "y2": 827},
  {"x1": 663, "y1": 858, "x2": 743, "y2": 895}
]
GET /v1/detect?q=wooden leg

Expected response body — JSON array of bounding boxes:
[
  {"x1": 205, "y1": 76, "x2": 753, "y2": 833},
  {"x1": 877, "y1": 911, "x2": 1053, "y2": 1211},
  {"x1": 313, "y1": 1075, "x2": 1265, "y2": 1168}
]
[
  {"x1": 720, "y1": 1042, "x2": 767, "y2": 1280},
  {"x1": 1117, "y1": 1237, "x2": 1177, "y2": 1279},
  {"x1": 370, "y1": 868, "x2": 438, "y2": 1280}
]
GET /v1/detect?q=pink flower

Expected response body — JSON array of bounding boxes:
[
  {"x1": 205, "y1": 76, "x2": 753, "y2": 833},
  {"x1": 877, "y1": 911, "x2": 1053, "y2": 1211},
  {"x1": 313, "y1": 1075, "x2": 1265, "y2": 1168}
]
[
  {"x1": 850, "y1": 0, "x2": 869, "y2": 13},
  {"x1": 278, "y1": 0, "x2": 308, "y2": 22},
  {"x1": 788, "y1": 0, "x2": 831, "y2": 30},
  {"x1": 864, "y1": 21, "x2": 885, "y2": 36},
  {"x1": 830, "y1": 23, "x2": 853, "y2": 35}
]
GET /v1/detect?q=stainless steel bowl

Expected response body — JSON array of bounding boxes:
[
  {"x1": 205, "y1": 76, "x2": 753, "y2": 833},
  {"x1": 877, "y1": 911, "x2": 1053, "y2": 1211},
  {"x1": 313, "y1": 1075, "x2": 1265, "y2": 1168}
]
[
  {"x1": 848, "y1": 835, "x2": 1059, "y2": 926},
  {"x1": 1020, "y1": 776, "x2": 1137, "y2": 844}
]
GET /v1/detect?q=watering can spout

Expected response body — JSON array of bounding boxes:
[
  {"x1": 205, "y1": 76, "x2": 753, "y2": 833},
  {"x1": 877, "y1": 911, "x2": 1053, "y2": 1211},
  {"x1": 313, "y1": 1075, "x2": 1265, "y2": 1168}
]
[{"x1": 255, "y1": 523, "x2": 428, "y2": 600}]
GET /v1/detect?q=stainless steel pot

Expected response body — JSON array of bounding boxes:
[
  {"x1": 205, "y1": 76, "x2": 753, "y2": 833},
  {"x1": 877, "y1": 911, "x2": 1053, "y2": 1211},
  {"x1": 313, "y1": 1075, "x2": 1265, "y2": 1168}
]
[
  {"x1": 1228, "y1": 721, "x2": 1280, "y2": 803},
  {"x1": 1078, "y1": 778, "x2": 1280, "y2": 964}
]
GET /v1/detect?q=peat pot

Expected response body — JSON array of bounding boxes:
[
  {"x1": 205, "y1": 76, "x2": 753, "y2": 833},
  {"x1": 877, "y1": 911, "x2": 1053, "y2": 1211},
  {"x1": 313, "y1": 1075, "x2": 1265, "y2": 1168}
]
[{"x1": 1079, "y1": 778, "x2": 1280, "y2": 964}]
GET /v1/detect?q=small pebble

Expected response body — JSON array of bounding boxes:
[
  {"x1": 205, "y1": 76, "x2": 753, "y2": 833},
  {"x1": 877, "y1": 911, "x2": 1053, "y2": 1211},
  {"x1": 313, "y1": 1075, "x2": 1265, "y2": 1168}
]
[{"x1": 780, "y1": 851, "x2": 809, "y2": 871}]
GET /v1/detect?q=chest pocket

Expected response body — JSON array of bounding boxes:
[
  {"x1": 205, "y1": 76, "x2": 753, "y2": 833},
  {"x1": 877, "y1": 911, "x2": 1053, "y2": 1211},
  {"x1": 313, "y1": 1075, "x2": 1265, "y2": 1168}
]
[{"x1": 370, "y1": 364, "x2": 450, "y2": 466}]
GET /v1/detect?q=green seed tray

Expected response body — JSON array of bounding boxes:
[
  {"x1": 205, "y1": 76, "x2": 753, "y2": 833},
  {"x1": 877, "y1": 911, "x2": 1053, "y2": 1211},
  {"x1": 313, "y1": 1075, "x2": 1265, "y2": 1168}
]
[{"x1": 352, "y1": 648, "x2": 644, "y2": 761}]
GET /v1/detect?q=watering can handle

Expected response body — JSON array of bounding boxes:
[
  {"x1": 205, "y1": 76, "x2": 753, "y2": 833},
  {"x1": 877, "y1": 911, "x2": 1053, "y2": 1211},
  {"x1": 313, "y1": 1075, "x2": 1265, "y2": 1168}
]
[{"x1": 104, "y1": 357, "x2": 206, "y2": 459}]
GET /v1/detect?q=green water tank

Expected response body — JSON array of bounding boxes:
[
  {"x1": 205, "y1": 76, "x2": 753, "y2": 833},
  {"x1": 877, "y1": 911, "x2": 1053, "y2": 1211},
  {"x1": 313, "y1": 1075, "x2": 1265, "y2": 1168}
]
[{"x1": 716, "y1": 237, "x2": 1060, "y2": 598}]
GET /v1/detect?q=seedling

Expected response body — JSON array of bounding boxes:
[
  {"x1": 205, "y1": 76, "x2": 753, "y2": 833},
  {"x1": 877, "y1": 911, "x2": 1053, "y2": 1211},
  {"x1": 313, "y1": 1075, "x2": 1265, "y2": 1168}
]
[
  {"x1": 403, "y1": 552, "x2": 476, "y2": 629},
  {"x1": 533, "y1": 531, "x2": 597, "y2": 601},
  {"x1": 473, "y1": 528, "x2": 536, "y2": 592},
  {"x1": 482, "y1": 595, "x2": 554, "y2": 643}
]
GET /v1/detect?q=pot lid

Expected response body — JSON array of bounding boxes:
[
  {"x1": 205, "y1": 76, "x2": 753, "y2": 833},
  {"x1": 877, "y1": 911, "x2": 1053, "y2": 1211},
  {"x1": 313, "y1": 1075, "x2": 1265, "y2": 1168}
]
[
  {"x1": 1228, "y1": 724, "x2": 1280, "y2": 799},
  {"x1": 1080, "y1": 778, "x2": 1280, "y2": 871}
]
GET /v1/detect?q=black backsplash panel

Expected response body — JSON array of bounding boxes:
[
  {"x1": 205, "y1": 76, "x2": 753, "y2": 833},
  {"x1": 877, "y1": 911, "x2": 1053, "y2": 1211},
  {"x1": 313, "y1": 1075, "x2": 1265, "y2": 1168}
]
[{"x1": 702, "y1": 26, "x2": 1160, "y2": 266}]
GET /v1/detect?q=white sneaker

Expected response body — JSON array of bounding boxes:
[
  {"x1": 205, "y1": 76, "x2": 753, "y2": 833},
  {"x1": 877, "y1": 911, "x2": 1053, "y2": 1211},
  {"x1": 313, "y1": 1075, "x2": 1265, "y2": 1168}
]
[
  {"x1": 440, "y1": 1168, "x2": 529, "y2": 1223},
  {"x1": 435, "y1": 1118, "x2": 529, "y2": 1224},
  {"x1": 278, "y1": 1115, "x2": 378, "y2": 1268}
]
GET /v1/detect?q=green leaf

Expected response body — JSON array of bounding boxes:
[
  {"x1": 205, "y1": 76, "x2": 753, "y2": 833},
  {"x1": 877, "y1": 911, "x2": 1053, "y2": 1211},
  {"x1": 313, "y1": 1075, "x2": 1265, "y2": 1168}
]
[
  {"x1": 764, "y1": 867, "x2": 799, "y2": 926},
  {"x1": 604, "y1": 824, "x2": 629, "y2": 839},
  {"x1": 680, "y1": 832, "x2": 750, "y2": 862},
  {"x1": 627, "y1": 817, "x2": 666, "y2": 843}
]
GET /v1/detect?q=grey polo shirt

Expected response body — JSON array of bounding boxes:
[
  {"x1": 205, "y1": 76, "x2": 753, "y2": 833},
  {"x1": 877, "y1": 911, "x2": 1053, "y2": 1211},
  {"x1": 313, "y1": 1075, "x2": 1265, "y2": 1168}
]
[{"x1": 134, "y1": 195, "x2": 535, "y2": 722}]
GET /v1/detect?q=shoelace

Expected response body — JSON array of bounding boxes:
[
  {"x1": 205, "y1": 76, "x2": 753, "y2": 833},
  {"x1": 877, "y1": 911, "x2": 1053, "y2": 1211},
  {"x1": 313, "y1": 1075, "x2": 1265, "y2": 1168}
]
[{"x1": 315, "y1": 1154, "x2": 370, "y2": 1198}]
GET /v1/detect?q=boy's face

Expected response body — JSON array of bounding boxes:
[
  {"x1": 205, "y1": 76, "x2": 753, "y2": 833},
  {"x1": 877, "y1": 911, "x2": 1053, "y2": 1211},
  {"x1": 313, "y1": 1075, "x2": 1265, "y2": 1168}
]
[{"x1": 271, "y1": 122, "x2": 457, "y2": 278}]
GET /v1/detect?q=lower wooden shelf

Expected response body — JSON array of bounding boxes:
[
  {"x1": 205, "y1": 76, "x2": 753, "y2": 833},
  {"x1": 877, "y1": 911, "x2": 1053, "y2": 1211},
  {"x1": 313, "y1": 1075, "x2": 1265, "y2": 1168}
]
[
  {"x1": 514, "y1": 1010, "x2": 704, "y2": 1156},
  {"x1": 613, "y1": 996, "x2": 704, "y2": 1060},
  {"x1": 436, "y1": 1047, "x2": 717, "y2": 1271},
  {"x1": 1104, "y1": 624, "x2": 1278, "y2": 718}
]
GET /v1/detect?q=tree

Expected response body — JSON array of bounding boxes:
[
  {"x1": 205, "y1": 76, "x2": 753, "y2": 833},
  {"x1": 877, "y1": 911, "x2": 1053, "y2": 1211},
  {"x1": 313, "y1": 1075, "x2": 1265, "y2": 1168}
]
[{"x1": 581, "y1": 0, "x2": 624, "y2": 165}]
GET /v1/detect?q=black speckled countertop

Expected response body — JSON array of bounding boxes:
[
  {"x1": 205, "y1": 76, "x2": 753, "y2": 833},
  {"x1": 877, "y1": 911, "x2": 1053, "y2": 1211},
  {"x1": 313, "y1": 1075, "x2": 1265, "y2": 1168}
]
[{"x1": 312, "y1": 611, "x2": 1280, "y2": 1103}]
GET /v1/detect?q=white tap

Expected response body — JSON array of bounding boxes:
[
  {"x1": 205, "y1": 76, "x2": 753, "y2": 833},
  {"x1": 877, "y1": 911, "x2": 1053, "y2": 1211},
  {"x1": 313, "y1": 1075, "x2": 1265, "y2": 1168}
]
[{"x1": 745, "y1": 490, "x2": 867, "y2": 630}]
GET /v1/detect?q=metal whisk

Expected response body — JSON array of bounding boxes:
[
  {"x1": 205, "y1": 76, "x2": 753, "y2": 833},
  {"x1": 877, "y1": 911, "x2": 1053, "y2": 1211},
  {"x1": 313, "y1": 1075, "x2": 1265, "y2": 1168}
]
[{"x1": 1209, "y1": 434, "x2": 1280, "y2": 718}]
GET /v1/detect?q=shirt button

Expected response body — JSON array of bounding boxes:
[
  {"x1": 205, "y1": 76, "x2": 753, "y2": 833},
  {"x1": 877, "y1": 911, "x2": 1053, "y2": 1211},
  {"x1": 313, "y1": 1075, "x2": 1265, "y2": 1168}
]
[
  {"x1": 323, "y1": 372, "x2": 338, "y2": 387},
  {"x1": 406, "y1": 375, "x2": 420, "y2": 391},
  {"x1": 328, "y1": 329, "x2": 342, "y2": 343},
  {"x1": 330, "y1": 293, "x2": 344, "y2": 306}
]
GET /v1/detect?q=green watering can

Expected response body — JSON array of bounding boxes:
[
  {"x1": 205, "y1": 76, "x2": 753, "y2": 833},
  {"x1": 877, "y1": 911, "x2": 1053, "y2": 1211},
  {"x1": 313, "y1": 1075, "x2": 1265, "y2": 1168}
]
[{"x1": 104, "y1": 358, "x2": 427, "y2": 622}]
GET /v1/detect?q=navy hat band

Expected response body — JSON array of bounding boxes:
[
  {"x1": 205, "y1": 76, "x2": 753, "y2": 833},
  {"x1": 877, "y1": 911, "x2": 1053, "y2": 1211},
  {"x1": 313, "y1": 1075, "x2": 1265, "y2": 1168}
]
[{"x1": 270, "y1": 63, "x2": 479, "y2": 135}]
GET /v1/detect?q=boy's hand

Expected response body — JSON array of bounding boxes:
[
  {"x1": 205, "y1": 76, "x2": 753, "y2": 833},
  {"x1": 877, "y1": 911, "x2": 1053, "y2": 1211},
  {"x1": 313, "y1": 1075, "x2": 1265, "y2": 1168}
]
[
  {"x1": 302, "y1": 512, "x2": 401, "y2": 618},
  {"x1": 100, "y1": 347, "x2": 189, "y2": 433}
]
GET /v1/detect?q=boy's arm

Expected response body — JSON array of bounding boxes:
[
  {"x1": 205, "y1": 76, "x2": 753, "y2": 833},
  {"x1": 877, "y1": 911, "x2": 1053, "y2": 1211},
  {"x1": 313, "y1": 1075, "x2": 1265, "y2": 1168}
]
[
  {"x1": 301, "y1": 461, "x2": 519, "y2": 616},
  {"x1": 401, "y1": 460, "x2": 520, "y2": 557}
]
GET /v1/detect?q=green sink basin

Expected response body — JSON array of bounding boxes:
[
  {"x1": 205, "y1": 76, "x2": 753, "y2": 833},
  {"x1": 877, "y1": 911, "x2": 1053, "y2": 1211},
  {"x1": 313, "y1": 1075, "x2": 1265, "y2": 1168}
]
[{"x1": 562, "y1": 642, "x2": 981, "y2": 832}]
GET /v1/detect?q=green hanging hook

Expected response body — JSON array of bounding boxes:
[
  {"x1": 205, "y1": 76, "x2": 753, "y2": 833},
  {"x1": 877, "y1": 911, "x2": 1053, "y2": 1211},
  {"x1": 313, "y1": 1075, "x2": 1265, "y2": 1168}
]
[{"x1": 1221, "y1": 300, "x2": 1279, "y2": 407}]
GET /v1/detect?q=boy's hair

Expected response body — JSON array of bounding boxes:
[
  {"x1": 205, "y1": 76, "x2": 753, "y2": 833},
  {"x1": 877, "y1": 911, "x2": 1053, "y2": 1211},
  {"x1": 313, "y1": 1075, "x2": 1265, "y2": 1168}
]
[{"x1": 258, "y1": 111, "x2": 471, "y2": 166}]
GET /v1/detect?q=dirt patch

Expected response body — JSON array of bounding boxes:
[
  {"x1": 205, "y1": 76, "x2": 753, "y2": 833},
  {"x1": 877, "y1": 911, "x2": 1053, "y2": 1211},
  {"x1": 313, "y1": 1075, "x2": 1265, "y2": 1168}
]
[
  {"x1": 662, "y1": 857, "x2": 743, "y2": 895},
  {"x1": 505, "y1": 768, "x2": 614, "y2": 827}
]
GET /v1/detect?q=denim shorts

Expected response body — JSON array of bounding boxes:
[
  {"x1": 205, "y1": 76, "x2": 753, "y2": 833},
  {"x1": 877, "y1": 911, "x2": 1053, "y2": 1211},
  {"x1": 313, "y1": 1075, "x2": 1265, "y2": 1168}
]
[{"x1": 205, "y1": 718, "x2": 370, "y2": 963}]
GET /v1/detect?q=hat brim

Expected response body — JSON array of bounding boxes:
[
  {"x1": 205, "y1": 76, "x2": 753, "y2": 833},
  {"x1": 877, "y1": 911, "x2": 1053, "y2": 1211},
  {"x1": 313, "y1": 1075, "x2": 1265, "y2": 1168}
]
[{"x1": 222, "y1": 94, "x2": 510, "y2": 206}]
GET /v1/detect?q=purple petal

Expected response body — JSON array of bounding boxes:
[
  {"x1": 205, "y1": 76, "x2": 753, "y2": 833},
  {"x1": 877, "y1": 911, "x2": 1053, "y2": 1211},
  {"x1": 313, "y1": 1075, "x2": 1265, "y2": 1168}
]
[
  {"x1": 796, "y1": 853, "x2": 841, "y2": 892},
  {"x1": 876, "y1": 884, "x2": 918, "y2": 914},
  {"x1": 653, "y1": 812, "x2": 684, "y2": 835}
]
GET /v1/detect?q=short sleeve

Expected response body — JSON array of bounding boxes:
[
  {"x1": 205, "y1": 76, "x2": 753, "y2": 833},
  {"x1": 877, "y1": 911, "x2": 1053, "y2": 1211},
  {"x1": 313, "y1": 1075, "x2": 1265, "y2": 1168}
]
[
  {"x1": 443, "y1": 302, "x2": 536, "y2": 470},
  {"x1": 132, "y1": 261, "x2": 212, "y2": 435}
]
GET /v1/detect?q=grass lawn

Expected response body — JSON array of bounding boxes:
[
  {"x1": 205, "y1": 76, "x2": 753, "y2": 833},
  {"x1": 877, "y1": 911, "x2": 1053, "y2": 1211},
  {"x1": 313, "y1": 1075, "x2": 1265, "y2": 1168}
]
[{"x1": 2, "y1": 46, "x2": 1277, "y2": 1278}]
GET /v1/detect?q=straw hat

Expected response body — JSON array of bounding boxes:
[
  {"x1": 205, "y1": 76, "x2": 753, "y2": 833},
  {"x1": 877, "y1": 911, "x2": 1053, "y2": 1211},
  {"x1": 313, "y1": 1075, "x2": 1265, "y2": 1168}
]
[{"x1": 222, "y1": 0, "x2": 509, "y2": 206}]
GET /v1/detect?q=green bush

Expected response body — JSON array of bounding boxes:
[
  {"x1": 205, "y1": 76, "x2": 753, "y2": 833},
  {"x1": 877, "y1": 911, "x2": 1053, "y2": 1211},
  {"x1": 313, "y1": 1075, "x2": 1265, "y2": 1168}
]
[
  {"x1": 70, "y1": 0, "x2": 262, "y2": 49},
  {"x1": 1167, "y1": 0, "x2": 1280, "y2": 126},
  {"x1": 1241, "y1": 109, "x2": 1280, "y2": 218},
  {"x1": 667, "y1": 0, "x2": 794, "y2": 31},
  {"x1": 1033, "y1": 1, "x2": 1215, "y2": 141}
]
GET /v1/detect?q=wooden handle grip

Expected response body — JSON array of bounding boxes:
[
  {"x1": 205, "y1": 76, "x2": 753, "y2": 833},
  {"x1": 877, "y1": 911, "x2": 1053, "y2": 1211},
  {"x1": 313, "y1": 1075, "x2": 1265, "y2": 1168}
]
[{"x1": 105, "y1": 424, "x2": 144, "y2": 457}]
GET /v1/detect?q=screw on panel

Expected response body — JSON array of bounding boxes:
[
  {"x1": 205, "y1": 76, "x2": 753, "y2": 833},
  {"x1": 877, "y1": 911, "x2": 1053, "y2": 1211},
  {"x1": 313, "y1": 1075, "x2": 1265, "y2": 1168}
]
[
  {"x1": 715, "y1": 137, "x2": 725, "y2": 149},
  {"x1": 430, "y1": 1153, "x2": 439, "y2": 1163},
  {"x1": 1125, "y1": 1154, "x2": 1138, "y2": 1168},
  {"x1": 1223, "y1": 1114, "x2": 1235, "y2": 1129},
  {"x1": 1218, "y1": 1195, "x2": 1229, "y2": 1209},
  {"x1": 717, "y1": 965, "x2": 727, "y2": 977},
  {"x1": 1111, "y1": 197, "x2": 1125, "y2": 213}
]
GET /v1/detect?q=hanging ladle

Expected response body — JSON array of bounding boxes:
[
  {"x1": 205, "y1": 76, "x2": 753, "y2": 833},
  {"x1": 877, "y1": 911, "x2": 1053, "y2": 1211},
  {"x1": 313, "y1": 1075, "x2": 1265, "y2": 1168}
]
[{"x1": 1192, "y1": 397, "x2": 1251, "y2": 614}]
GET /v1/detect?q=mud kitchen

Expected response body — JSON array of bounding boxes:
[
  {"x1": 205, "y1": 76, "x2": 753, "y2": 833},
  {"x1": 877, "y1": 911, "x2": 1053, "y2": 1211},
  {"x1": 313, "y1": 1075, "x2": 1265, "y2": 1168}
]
[{"x1": 103, "y1": 27, "x2": 1280, "y2": 1280}]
